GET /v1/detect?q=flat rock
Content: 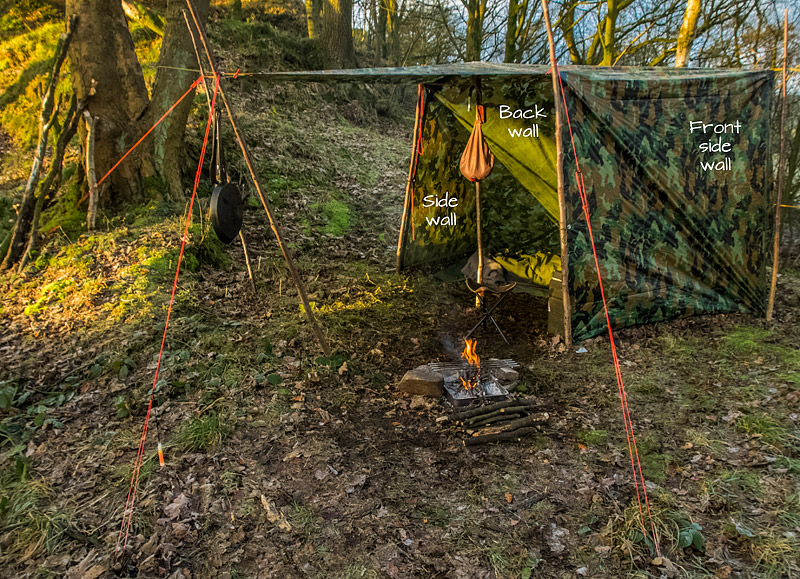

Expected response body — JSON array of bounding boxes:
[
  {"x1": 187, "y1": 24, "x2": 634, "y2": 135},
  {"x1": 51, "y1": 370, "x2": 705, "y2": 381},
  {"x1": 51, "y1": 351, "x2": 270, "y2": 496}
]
[{"x1": 398, "y1": 366, "x2": 443, "y2": 397}]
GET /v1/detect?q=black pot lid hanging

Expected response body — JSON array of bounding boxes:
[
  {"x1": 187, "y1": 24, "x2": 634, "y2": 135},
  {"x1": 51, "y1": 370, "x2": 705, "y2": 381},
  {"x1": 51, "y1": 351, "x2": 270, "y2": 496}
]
[{"x1": 210, "y1": 182, "x2": 243, "y2": 244}]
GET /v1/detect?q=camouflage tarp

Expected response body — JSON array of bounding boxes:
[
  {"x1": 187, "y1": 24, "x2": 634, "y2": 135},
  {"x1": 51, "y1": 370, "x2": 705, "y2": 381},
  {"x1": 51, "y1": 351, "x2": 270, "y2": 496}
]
[
  {"x1": 561, "y1": 69, "x2": 773, "y2": 340},
  {"x1": 395, "y1": 66, "x2": 773, "y2": 341}
]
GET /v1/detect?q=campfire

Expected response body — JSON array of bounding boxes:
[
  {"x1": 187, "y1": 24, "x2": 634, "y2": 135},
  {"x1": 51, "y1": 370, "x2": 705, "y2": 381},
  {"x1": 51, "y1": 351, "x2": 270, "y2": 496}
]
[{"x1": 424, "y1": 338, "x2": 520, "y2": 407}]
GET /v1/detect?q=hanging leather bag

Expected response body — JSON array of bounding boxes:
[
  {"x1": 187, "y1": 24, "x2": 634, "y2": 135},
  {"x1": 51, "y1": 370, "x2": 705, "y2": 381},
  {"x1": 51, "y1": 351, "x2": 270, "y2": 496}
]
[{"x1": 459, "y1": 105, "x2": 494, "y2": 182}]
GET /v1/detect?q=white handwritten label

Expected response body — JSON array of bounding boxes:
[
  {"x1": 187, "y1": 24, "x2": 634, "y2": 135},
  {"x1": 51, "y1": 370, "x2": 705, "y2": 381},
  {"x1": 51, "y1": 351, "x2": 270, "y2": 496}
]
[
  {"x1": 499, "y1": 104, "x2": 546, "y2": 138},
  {"x1": 422, "y1": 192, "x2": 458, "y2": 227},
  {"x1": 689, "y1": 120, "x2": 741, "y2": 172}
]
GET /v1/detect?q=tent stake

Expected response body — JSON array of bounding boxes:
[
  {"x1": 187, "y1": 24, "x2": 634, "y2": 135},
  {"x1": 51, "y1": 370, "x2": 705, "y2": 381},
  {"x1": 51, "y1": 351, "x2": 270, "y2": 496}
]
[
  {"x1": 239, "y1": 231, "x2": 257, "y2": 293},
  {"x1": 184, "y1": 0, "x2": 331, "y2": 356},
  {"x1": 540, "y1": 0, "x2": 572, "y2": 346},
  {"x1": 766, "y1": 9, "x2": 788, "y2": 322},
  {"x1": 397, "y1": 84, "x2": 424, "y2": 272}
]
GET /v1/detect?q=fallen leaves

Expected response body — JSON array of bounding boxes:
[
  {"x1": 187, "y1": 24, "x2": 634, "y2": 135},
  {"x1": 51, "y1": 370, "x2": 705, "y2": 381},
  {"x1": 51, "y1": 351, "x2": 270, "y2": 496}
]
[
  {"x1": 260, "y1": 495, "x2": 291, "y2": 532},
  {"x1": 163, "y1": 494, "x2": 190, "y2": 520}
]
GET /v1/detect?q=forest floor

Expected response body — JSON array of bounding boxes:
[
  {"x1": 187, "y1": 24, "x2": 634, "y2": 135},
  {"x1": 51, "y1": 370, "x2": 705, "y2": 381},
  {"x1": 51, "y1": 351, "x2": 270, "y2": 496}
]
[
  {"x1": 2, "y1": 8, "x2": 800, "y2": 579},
  {"x1": 1, "y1": 104, "x2": 799, "y2": 577}
]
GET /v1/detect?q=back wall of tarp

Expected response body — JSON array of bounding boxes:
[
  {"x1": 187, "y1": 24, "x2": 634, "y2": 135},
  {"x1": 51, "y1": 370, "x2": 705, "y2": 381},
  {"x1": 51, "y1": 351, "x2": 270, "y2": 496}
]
[{"x1": 398, "y1": 76, "x2": 561, "y2": 279}]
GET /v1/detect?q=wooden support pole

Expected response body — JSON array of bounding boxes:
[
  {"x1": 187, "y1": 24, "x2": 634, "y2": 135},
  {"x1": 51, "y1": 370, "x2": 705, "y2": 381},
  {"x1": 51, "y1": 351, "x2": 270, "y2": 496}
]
[
  {"x1": 540, "y1": 0, "x2": 572, "y2": 346},
  {"x1": 766, "y1": 9, "x2": 788, "y2": 322},
  {"x1": 475, "y1": 180, "x2": 484, "y2": 284},
  {"x1": 184, "y1": 0, "x2": 331, "y2": 356},
  {"x1": 396, "y1": 84, "x2": 423, "y2": 272}
]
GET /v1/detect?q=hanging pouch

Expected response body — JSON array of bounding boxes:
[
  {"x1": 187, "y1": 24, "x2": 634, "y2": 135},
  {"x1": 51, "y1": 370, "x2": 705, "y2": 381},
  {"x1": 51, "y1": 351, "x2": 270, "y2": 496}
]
[{"x1": 459, "y1": 105, "x2": 494, "y2": 182}]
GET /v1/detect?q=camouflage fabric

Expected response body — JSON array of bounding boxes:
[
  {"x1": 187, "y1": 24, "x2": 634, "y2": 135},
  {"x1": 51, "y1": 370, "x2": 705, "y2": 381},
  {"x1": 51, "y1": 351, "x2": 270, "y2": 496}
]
[
  {"x1": 399, "y1": 78, "x2": 561, "y2": 283},
  {"x1": 561, "y1": 69, "x2": 774, "y2": 340}
]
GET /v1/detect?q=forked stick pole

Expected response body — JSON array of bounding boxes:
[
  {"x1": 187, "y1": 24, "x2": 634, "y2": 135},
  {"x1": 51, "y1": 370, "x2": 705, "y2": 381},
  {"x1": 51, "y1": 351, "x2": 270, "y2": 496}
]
[
  {"x1": 185, "y1": 0, "x2": 331, "y2": 356},
  {"x1": 540, "y1": 0, "x2": 572, "y2": 346},
  {"x1": 767, "y1": 9, "x2": 788, "y2": 321},
  {"x1": 396, "y1": 84, "x2": 423, "y2": 272},
  {"x1": 476, "y1": 181, "x2": 484, "y2": 284}
]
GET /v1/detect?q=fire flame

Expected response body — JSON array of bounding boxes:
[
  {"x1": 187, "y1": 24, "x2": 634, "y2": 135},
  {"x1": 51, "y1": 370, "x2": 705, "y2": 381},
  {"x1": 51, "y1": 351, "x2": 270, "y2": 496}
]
[
  {"x1": 462, "y1": 338, "x2": 479, "y2": 367},
  {"x1": 460, "y1": 338, "x2": 480, "y2": 390}
]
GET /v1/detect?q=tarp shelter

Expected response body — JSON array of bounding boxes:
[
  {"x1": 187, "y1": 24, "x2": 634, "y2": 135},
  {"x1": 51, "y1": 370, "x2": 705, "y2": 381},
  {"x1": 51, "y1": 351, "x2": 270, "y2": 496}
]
[{"x1": 256, "y1": 63, "x2": 774, "y2": 341}]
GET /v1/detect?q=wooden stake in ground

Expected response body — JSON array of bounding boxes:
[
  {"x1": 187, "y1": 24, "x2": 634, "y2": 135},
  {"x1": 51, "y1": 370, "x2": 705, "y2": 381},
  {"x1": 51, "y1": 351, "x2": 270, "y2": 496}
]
[
  {"x1": 84, "y1": 110, "x2": 99, "y2": 230},
  {"x1": 184, "y1": 0, "x2": 331, "y2": 356},
  {"x1": 766, "y1": 9, "x2": 789, "y2": 322},
  {"x1": 540, "y1": 0, "x2": 572, "y2": 346},
  {"x1": 239, "y1": 231, "x2": 256, "y2": 293}
]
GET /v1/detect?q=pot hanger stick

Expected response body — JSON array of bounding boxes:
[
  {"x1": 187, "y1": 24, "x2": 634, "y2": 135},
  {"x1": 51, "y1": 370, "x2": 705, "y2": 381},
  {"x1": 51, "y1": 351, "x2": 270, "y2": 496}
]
[
  {"x1": 767, "y1": 9, "x2": 788, "y2": 321},
  {"x1": 183, "y1": 10, "x2": 257, "y2": 295},
  {"x1": 184, "y1": 0, "x2": 330, "y2": 356}
]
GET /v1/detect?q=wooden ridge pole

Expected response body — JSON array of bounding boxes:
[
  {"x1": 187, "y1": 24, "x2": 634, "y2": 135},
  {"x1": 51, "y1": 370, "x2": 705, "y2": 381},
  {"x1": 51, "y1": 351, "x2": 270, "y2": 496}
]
[
  {"x1": 184, "y1": 0, "x2": 331, "y2": 356},
  {"x1": 396, "y1": 84, "x2": 423, "y2": 272},
  {"x1": 766, "y1": 8, "x2": 788, "y2": 322},
  {"x1": 540, "y1": 0, "x2": 572, "y2": 346}
]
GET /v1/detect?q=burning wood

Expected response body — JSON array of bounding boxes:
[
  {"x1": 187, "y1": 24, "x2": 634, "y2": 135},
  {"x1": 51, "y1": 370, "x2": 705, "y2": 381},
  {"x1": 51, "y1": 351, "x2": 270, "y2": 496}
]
[{"x1": 459, "y1": 338, "x2": 480, "y2": 390}]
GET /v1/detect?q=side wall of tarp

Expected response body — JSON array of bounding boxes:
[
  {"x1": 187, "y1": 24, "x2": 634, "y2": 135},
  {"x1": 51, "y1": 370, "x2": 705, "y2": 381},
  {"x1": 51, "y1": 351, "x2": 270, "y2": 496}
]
[
  {"x1": 561, "y1": 69, "x2": 774, "y2": 341},
  {"x1": 399, "y1": 77, "x2": 560, "y2": 273}
]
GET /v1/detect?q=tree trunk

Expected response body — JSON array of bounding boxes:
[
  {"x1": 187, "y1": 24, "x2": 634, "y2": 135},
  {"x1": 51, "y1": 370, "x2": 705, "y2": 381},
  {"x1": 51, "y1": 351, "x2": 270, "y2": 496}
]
[
  {"x1": 600, "y1": 0, "x2": 619, "y2": 65},
  {"x1": 384, "y1": 0, "x2": 399, "y2": 64},
  {"x1": 149, "y1": 0, "x2": 211, "y2": 200},
  {"x1": 305, "y1": 0, "x2": 321, "y2": 38},
  {"x1": 504, "y1": 0, "x2": 519, "y2": 62},
  {"x1": 504, "y1": 0, "x2": 529, "y2": 63},
  {"x1": 559, "y1": 0, "x2": 582, "y2": 64},
  {"x1": 675, "y1": 0, "x2": 701, "y2": 67},
  {"x1": 465, "y1": 0, "x2": 486, "y2": 61},
  {"x1": 321, "y1": 0, "x2": 355, "y2": 68},
  {"x1": 66, "y1": 0, "x2": 152, "y2": 206}
]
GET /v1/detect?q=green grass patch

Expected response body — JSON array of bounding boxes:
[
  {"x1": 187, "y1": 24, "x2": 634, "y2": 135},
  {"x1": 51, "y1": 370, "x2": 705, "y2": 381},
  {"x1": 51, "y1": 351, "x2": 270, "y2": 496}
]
[
  {"x1": 23, "y1": 278, "x2": 74, "y2": 316},
  {"x1": 0, "y1": 462, "x2": 71, "y2": 564},
  {"x1": 720, "y1": 326, "x2": 772, "y2": 358},
  {"x1": 175, "y1": 412, "x2": 232, "y2": 452},
  {"x1": 316, "y1": 198, "x2": 351, "y2": 237},
  {"x1": 735, "y1": 414, "x2": 790, "y2": 447},
  {"x1": 576, "y1": 429, "x2": 609, "y2": 447}
]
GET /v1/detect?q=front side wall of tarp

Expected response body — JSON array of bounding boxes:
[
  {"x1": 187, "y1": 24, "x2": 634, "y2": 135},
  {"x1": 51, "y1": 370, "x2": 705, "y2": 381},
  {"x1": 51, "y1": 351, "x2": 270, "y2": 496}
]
[
  {"x1": 561, "y1": 69, "x2": 774, "y2": 341},
  {"x1": 399, "y1": 77, "x2": 560, "y2": 274}
]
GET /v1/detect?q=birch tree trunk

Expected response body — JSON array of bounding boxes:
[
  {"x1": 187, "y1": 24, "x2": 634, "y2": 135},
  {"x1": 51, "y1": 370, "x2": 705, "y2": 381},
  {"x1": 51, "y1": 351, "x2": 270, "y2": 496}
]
[{"x1": 675, "y1": 0, "x2": 701, "y2": 67}]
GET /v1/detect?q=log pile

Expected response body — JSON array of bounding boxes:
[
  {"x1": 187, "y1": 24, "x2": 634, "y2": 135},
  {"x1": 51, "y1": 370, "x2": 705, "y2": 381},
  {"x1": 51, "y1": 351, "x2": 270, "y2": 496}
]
[{"x1": 452, "y1": 397, "x2": 549, "y2": 446}]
